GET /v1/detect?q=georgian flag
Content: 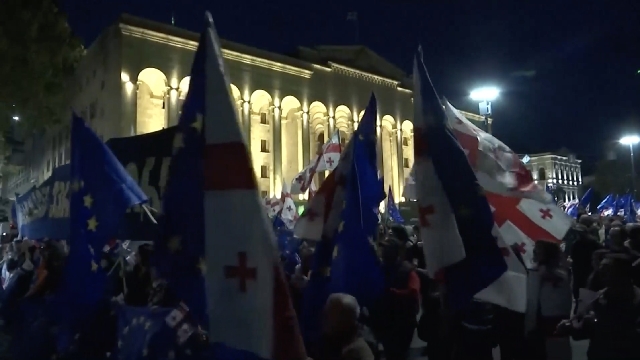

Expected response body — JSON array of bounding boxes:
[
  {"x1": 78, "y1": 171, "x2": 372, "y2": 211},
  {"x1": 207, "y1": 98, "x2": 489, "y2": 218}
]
[
  {"x1": 263, "y1": 197, "x2": 283, "y2": 217},
  {"x1": 279, "y1": 182, "x2": 299, "y2": 229},
  {"x1": 290, "y1": 133, "x2": 341, "y2": 195}
]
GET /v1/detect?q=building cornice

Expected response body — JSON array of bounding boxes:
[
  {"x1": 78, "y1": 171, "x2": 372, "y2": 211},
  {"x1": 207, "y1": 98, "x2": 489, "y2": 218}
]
[
  {"x1": 327, "y1": 62, "x2": 400, "y2": 88},
  {"x1": 119, "y1": 24, "x2": 313, "y2": 79}
]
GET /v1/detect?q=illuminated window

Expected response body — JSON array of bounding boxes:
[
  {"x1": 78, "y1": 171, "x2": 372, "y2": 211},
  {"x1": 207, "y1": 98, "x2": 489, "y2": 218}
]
[
  {"x1": 260, "y1": 166, "x2": 269, "y2": 178},
  {"x1": 260, "y1": 113, "x2": 269, "y2": 125},
  {"x1": 260, "y1": 140, "x2": 269, "y2": 153}
]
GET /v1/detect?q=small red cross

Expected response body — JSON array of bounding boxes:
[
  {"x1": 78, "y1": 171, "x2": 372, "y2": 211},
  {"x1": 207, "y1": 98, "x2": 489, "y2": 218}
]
[
  {"x1": 418, "y1": 205, "x2": 435, "y2": 227},
  {"x1": 286, "y1": 205, "x2": 293, "y2": 212},
  {"x1": 326, "y1": 157, "x2": 335, "y2": 167},
  {"x1": 224, "y1": 252, "x2": 257, "y2": 293},
  {"x1": 539, "y1": 208, "x2": 553, "y2": 220},
  {"x1": 305, "y1": 209, "x2": 318, "y2": 221},
  {"x1": 514, "y1": 242, "x2": 527, "y2": 254}
]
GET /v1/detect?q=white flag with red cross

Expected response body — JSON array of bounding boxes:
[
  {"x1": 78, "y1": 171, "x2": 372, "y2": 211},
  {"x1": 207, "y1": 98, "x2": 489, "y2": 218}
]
[{"x1": 290, "y1": 132, "x2": 341, "y2": 195}]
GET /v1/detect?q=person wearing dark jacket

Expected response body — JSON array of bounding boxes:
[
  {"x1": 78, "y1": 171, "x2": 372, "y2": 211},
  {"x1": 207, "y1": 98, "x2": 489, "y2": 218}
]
[
  {"x1": 570, "y1": 225, "x2": 603, "y2": 313},
  {"x1": 369, "y1": 237, "x2": 420, "y2": 360}
]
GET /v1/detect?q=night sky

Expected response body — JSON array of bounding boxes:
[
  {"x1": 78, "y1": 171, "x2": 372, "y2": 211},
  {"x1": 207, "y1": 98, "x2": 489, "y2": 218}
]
[{"x1": 59, "y1": 0, "x2": 640, "y2": 175}]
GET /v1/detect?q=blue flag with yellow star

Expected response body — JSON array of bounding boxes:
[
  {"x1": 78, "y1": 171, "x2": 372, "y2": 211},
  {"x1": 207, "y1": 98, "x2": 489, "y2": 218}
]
[
  {"x1": 330, "y1": 95, "x2": 385, "y2": 308},
  {"x1": 386, "y1": 186, "x2": 405, "y2": 224},
  {"x1": 61, "y1": 114, "x2": 148, "y2": 305}
]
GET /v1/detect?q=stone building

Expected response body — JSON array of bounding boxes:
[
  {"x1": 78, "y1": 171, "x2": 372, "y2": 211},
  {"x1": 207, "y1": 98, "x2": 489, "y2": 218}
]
[
  {"x1": 523, "y1": 152, "x2": 582, "y2": 202},
  {"x1": 3, "y1": 14, "x2": 485, "y2": 200}
]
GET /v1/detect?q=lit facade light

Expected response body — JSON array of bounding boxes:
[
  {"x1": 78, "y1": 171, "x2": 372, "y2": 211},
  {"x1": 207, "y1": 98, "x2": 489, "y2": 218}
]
[
  {"x1": 619, "y1": 135, "x2": 640, "y2": 145},
  {"x1": 12, "y1": 116, "x2": 19, "y2": 121},
  {"x1": 470, "y1": 87, "x2": 500, "y2": 101},
  {"x1": 121, "y1": 72, "x2": 130, "y2": 83}
]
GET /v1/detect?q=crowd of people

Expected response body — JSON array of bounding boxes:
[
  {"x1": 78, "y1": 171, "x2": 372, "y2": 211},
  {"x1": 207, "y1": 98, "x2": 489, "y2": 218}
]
[{"x1": 0, "y1": 208, "x2": 639, "y2": 360}]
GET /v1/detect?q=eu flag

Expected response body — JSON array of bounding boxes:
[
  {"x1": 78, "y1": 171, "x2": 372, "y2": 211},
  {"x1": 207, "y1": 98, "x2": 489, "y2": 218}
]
[
  {"x1": 597, "y1": 193, "x2": 616, "y2": 214},
  {"x1": 116, "y1": 305, "x2": 178, "y2": 360},
  {"x1": 155, "y1": 9, "x2": 211, "y2": 331},
  {"x1": 386, "y1": 187, "x2": 405, "y2": 224},
  {"x1": 62, "y1": 115, "x2": 148, "y2": 304},
  {"x1": 330, "y1": 95, "x2": 385, "y2": 308}
]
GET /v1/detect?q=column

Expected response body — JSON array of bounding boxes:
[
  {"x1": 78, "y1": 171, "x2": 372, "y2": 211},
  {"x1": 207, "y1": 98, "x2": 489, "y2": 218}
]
[
  {"x1": 121, "y1": 76, "x2": 137, "y2": 137},
  {"x1": 272, "y1": 105, "x2": 282, "y2": 194},
  {"x1": 328, "y1": 114, "x2": 335, "y2": 136},
  {"x1": 302, "y1": 111, "x2": 310, "y2": 167},
  {"x1": 242, "y1": 101, "x2": 251, "y2": 149},
  {"x1": 167, "y1": 89, "x2": 179, "y2": 127},
  {"x1": 396, "y1": 128, "x2": 405, "y2": 200}
]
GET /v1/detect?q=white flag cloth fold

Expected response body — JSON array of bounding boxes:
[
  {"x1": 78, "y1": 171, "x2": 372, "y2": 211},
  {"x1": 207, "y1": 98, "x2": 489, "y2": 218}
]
[{"x1": 290, "y1": 133, "x2": 341, "y2": 195}]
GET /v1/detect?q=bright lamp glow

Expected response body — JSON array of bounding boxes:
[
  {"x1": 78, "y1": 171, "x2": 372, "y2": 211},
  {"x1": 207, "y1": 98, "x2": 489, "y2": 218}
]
[
  {"x1": 470, "y1": 87, "x2": 500, "y2": 101},
  {"x1": 620, "y1": 135, "x2": 640, "y2": 145},
  {"x1": 12, "y1": 116, "x2": 19, "y2": 121}
]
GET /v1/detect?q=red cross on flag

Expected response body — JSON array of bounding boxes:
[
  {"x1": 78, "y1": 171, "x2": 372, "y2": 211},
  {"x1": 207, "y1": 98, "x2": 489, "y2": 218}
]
[
  {"x1": 279, "y1": 182, "x2": 299, "y2": 229},
  {"x1": 444, "y1": 102, "x2": 551, "y2": 204},
  {"x1": 193, "y1": 13, "x2": 306, "y2": 360},
  {"x1": 290, "y1": 132, "x2": 341, "y2": 195},
  {"x1": 263, "y1": 196, "x2": 283, "y2": 217}
]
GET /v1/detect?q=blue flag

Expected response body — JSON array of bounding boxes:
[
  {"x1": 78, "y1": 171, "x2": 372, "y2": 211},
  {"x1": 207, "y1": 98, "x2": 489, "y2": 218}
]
[
  {"x1": 413, "y1": 47, "x2": 506, "y2": 310},
  {"x1": 579, "y1": 188, "x2": 593, "y2": 212},
  {"x1": 155, "y1": 9, "x2": 209, "y2": 331},
  {"x1": 330, "y1": 95, "x2": 385, "y2": 308},
  {"x1": 386, "y1": 186, "x2": 405, "y2": 224},
  {"x1": 300, "y1": 95, "x2": 381, "y2": 347},
  {"x1": 621, "y1": 194, "x2": 637, "y2": 223},
  {"x1": 597, "y1": 194, "x2": 616, "y2": 214},
  {"x1": 116, "y1": 305, "x2": 180, "y2": 360},
  {"x1": 61, "y1": 115, "x2": 148, "y2": 304}
]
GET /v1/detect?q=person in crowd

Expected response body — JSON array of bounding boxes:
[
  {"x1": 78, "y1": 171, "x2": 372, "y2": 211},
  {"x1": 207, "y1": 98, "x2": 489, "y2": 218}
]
[
  {"x1": 557, "y1": 253, "x2": 640, "y2": 360},
  {"x1": 318, "y1": 293, "x2": 374, "y2": 360},
  {"x1": 586, "y1": 249, "x2": 609, "y2": 292},
  {"x1": 368, "y1": 237, "x2": 420, "y2": 360},
  {"x1": 607, "y1": 225, "x2": 628, "y2": 253},
  {"x1": 452, "y1": 299, "x2": 495, "y2": 360},
  {"x1": 124, "y1": 243, "x2": 153, "y2": 306},
  {"x1": 525, "y1": 240, "x2": 573, "y2": 360},
  {"x1": 570, "y1": 223, "x2": 603, "y2": 313}
]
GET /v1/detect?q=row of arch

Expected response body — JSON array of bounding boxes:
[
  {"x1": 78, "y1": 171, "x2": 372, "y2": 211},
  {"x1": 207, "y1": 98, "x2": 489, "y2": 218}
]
[{"x1": 133, "y1": 68, "x2": 415, "y2": 197}]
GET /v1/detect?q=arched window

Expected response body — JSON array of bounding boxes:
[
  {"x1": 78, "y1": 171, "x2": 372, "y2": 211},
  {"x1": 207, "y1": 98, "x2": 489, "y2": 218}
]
[{"x1": 538, "y1": 167, "x2": 546, "y2": 181}]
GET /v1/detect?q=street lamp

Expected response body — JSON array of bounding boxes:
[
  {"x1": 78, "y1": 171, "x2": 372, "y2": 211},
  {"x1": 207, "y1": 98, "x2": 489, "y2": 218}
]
[
  {"x1": 470, "y1": 87, "x2": 499, "y2": 134},
  {"x1": 619, "y1": 135, "x2": 640, "y2": 197},
  {"x1": 12, "y1": 116, "x2": 19, "y2": 121}
]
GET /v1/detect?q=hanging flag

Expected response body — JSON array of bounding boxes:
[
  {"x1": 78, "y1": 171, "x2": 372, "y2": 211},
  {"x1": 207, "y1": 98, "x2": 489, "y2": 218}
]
[
  {"x1": 386, "y1": 186, "x2": 405, "y2": 224},
  {"x1": 290, "y1": 132, "x2": 341, "y2": 195},
  {"x1": 159, "y1": 12, "x2": 306, "y2": 360},
  {"x1": 412, "y1": 48, "x2": 507, "y2": 310},
  {"x1": 444, "y1": 103, "x2": 551, "y2": 204}
]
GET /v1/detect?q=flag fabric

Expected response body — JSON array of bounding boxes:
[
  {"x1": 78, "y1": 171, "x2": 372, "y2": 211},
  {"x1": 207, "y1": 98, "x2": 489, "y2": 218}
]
[
  {"x1": 580, "y1": 188, "x2": 593, "y2": 212},
  {"x1": 329, "y1": 97, "x2": 385, "y2": 307},
  {"x1": 597, "y1": 194, "x2": 616, "y2": 214},
  {"x1": 298, "y1": 94, "x2": 380, "y2": 347},
  {"x1": 264, "y1": 197, "x2": 283, "y2": 217},
  {"x1": 412, "y1": 49, "x2": 507, "y2": 310},
  {"x1": 61, "y1": 114, "x2": 148, "y2": 305},
  {"x1": 290, "y1": 133, "x2": 341, "y2": 195},
  {"x1": 386, "y1": 186, "x2": 405, "y2": 223},
  {"x1": 160, "y1": 12, "x2": 306, "y2": 360},
  {"x1": 444, "y1": 103, "x2": 552, "y2": 204},
  {"x1": 279, "y1": 182, "x2": 299, "y2": 229},
  {"x1": 621, "y1": 194, "x2": 637, "y2": 223},
  {"x1": 565, "y1": 199, "x2": 580, "y2": 218}
]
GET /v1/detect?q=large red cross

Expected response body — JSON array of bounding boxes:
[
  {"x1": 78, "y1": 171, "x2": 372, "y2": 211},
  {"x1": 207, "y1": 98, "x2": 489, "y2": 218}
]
[
  {"x1": 204, "y1": 142, "x2": 256, "y2": 191},
  {"x1": 513, "y1": 242, "x2": 527, "y2": 254},
  {"x1": 224, "y1": 252, "x2": 257, "y2": 293},
  {"x1": 325, "y1": 157, "x2": 335, "y2": 167},
  {"x1": 419, "y1": 205, "x2": 435, "y2": 227},
  {"x1": 487, "y1": 192, "x2": 559, "y2": 243},
  {"x1": 539, "y1": 208, "x2": 553, "y2": 220}
]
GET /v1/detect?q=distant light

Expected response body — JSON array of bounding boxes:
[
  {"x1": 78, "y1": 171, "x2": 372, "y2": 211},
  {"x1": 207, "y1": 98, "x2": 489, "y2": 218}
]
[
  {"x1": 12, "y1": 116, "x2": 19, "y2": 121},
  {"x1": 620, "y1": 135, "x2": 640, "y2": 145},
  {"x1": 470, "y1": 87, "x2": 500, "y2": 101}
]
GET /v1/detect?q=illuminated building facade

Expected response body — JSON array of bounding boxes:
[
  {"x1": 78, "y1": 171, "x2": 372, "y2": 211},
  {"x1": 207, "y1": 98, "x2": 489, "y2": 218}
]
[{"x1": 4, "y1": 14, "x2": 486, "y2": 200}]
